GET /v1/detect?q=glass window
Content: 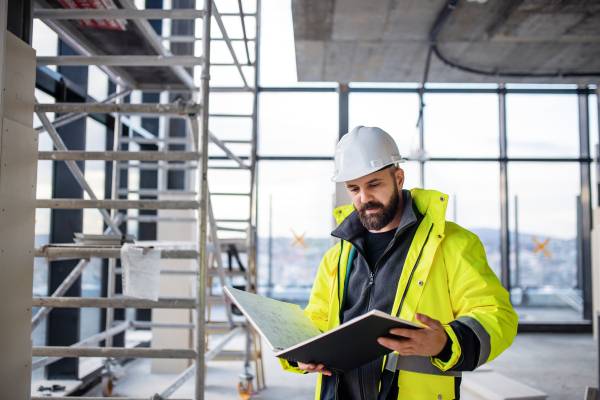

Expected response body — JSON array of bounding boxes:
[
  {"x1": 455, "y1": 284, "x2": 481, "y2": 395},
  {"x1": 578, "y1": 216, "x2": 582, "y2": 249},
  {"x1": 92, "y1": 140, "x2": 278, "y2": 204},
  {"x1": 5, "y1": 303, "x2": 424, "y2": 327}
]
[
  {"x1": 258, "y1": 0, "x2": 336, "y2": 88},
  {"x1": 400, "y1": 161, "x2": 421, "y2": 191},
  {"x1": 83, "y1": 119, "x2": 107, "y2": 234},
  {"x1": 87, "y1": 66, "x2": 109, "y2": 101},
  {"x1": 258, "y1": 92, "x2": 338, "y2": 156},
  {"x1": 31, "y1": 20, "x2": 58, "y2": 72},
  {"x1": 506, "y1": 94, "x2": 579, "y2": 158},
  {"x1": 424, "y1": 162, "x2": 501, "y2": 277},
  {"x1": 80, "y1": 119, "x2": 107, "y2": 353},
  {"x1": 257, "y1": 161, "x2": 334, "y2": 305},
  {"x1": 508, "y1": 162, "x2": 582, "y2": 321},
  {"x1": 349, "y1": 93, "x2": 420, "y2": 158},
  {"x1": 424, "y1": 93, "x2": 499, "y2": 158}
]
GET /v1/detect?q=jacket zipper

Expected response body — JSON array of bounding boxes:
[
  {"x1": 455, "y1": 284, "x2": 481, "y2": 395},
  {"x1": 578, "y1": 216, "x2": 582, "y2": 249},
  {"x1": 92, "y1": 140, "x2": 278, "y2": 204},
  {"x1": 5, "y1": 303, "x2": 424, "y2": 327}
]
[
  {"x1": 396, "y1": 224, "x2": 433, "y2": 316},
  {"x1": 360, "y1": 231, "x2": 402, "y2": 400},
  {"x1": 361, "y1": 271, "x2": 375, "y2": 297}
]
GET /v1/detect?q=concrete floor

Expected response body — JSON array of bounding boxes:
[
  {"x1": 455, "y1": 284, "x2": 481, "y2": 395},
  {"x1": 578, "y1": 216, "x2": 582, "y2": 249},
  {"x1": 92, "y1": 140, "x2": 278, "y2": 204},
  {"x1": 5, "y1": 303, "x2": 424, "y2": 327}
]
[
  {"x1": 84, "y1": 333, "x2": 596, "y2": 399},
  {"x1": 486, "y1": 333, "x2": 596, "y2": 400}
]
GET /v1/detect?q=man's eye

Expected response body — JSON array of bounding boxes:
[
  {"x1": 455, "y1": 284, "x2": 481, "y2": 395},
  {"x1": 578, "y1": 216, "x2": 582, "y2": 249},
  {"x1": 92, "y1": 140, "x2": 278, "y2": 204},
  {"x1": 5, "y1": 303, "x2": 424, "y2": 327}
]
[{"x1": 370, "y1": 184, "x2": 380, "y2": 188}]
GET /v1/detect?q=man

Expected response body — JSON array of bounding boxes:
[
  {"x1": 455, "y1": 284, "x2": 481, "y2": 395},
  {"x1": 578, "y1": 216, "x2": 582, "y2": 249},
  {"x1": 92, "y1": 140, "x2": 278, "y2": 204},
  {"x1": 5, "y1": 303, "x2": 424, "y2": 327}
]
[{"x1": 279, "y1": 126, "x2": 517, "y2": 400}]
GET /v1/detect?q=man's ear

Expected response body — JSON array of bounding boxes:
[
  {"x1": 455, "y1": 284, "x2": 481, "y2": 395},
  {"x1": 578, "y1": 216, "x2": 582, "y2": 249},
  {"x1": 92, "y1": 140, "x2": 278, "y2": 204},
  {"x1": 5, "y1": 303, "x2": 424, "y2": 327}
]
[{"x1": 395, "y1": 168, "x2": 405, "y2": 189}]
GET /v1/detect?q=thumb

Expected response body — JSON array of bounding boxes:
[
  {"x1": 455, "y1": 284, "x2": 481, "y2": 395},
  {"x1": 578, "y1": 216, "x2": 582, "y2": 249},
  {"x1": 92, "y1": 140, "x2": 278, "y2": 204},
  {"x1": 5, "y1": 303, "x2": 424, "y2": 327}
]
[{"x1": 415, "y1": 313, "x2": 442, "y2": 329}]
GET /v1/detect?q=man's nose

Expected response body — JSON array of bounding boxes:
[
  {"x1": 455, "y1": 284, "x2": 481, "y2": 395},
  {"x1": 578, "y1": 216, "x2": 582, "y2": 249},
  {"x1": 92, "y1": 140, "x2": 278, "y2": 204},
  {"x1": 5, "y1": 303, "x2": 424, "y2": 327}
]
[{"x1": 360, "y1": 190, "x2": 372, "y2": 204}]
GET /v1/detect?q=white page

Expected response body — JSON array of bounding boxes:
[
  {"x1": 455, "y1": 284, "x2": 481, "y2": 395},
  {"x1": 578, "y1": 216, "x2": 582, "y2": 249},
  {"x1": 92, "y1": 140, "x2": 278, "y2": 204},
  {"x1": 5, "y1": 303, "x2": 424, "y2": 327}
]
[{"x1": 224, "y1": 287, "x2": 322, "y2": 351}]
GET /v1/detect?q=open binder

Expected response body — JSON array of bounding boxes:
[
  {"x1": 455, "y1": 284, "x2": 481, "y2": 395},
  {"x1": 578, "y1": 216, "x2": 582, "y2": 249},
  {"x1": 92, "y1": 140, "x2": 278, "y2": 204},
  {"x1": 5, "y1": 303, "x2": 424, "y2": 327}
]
[{"x1": 223, "y1": 286, "x2": 422, "y2": 373}]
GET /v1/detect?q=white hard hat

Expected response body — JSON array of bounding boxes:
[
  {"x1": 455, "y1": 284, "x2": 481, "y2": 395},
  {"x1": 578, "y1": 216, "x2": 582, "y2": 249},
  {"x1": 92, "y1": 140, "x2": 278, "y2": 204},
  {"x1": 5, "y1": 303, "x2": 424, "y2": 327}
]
[{"x1": 331, "y1": 126, "x2": 405, "y2": 182}]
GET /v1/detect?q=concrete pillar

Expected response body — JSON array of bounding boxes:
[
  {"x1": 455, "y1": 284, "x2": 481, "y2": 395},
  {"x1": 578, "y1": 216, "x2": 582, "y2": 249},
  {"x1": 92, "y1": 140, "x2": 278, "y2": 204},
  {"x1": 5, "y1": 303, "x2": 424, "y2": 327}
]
[{"x1": 151, "y1": 193, "x2": 196, "y2": 373}]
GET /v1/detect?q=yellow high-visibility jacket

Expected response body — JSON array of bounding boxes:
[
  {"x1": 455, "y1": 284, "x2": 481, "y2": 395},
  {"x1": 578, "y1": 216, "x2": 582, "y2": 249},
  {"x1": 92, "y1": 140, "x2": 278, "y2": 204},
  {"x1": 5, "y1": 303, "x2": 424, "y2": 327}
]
[{"x1": 279, "y1": 188, "x2": 518, "y2": 400}]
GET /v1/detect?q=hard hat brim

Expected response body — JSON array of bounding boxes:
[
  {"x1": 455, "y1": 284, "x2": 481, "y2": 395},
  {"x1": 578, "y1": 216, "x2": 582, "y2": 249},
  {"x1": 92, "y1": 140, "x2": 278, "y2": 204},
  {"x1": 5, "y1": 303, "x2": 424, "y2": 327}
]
[{"x1": 331, "y1": 160, "x2": 405, "y2": 183}]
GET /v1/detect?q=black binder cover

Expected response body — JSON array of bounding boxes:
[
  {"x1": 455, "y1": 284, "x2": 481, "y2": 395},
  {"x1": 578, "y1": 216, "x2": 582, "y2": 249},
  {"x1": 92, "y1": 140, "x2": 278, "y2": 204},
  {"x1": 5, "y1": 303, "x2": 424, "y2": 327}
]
[{"x1": 275, "y1": 310, "x2": 422, "y2": 373}]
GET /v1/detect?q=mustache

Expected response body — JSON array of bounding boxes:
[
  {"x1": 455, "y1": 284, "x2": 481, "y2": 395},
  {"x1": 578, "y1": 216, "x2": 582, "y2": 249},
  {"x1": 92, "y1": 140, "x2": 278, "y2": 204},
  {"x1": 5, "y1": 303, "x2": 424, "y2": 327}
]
[{"x1": 358, "y1": 201, "x2": 384, "y2": 212}]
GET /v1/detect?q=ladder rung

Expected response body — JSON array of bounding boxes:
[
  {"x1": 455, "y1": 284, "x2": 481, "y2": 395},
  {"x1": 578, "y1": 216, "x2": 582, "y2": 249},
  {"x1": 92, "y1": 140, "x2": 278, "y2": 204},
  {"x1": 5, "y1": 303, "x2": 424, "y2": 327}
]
[
  {"x1": 117, "y1": 189, "x2": 198, "y2": 196},
  {"x1": 126, "y1": 216, "x2": 197, "y2": 223},
  {"x1": 208, "y1": 166, "x2": 246, "y2": 170},
  {"x1": 209, "y1": 114, "x2": 253, "y2": 118},
  {"x1": 210, "y1": 192, "x2": 251, "y2": 196},
  {"x1": 120, "y1": 137, "x2": 192, "y2": 144},
  {"x1": 36, "y1": 199, "x2": 199, "y2": 210},
  {"x1": 215, "y1": 219, "x2": 250, "y2": 223},
  {"x1": 119, "y1": 163, "x2": 198, "y2": 170},
  {"x1": 221, "y1": 140, "x2": 251, "y2": 144},
  {"x1": 32, "y1": 346, "x2": 197, "y2": 359},
  {"x1": 32, "y1": 398, "x2": 190, "y2": 400},
  {"x1": 34, "y1": 8, "x2": 205, "y2": 19},
  {"x1": 213, "y1": 350, "x2": 259, "y2": 361},
  {"x1": 39, "y1": 151, "x2": 201, "y2": 162},
  {"x1": 35, "y1": 246, "x2": 198, "y2": 260},
  {"x1": 114, "y1": 268, "x2": 197, "y2": 276},
  {"x1": 209, "y1": 87, "x2": 254, "y2": 93},
  {"x1": 37, "y1": 55, "x2": 205, "y2": 68},
  {"x1": 32, "y1": 296, "x2": 197, "y2": 309},
  {"x1": 35, "y1": 102, "x2": 202, "y2": 114},
  {"x1": 217, "y1": 226, "x2": 247, "y2": 232},
  {"x1": 207, "y1": 269, "x2": 246, "y2": 277}
]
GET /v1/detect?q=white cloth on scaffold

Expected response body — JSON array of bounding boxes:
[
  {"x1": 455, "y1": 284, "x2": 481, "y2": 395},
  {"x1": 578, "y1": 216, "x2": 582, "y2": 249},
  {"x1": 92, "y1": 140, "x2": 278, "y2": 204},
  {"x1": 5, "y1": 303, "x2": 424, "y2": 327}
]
[{"x1": 121, "y1": 243, "x2": 161, "y2": 301}]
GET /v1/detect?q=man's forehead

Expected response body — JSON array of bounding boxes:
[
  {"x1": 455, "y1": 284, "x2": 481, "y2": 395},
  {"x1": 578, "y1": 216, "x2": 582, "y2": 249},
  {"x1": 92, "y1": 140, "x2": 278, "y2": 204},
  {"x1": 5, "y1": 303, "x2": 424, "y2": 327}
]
[{"x1": 345, "y1": 168, "x2": 390, "y2": 186}]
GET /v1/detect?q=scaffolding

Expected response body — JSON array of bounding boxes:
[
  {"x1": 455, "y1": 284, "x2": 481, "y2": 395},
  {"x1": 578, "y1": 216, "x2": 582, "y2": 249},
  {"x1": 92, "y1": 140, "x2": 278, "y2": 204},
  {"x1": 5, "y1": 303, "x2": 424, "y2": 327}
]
[{"x1": 31, "y1": 0, "x2": 262, "y2": 398}]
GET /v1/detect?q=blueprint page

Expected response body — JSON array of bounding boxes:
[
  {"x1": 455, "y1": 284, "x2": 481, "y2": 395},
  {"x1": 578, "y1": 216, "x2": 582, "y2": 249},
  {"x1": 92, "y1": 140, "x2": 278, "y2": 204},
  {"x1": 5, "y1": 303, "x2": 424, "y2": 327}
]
[{"x1": 224, "y1": 286, "x2": 322, "y2": 351}]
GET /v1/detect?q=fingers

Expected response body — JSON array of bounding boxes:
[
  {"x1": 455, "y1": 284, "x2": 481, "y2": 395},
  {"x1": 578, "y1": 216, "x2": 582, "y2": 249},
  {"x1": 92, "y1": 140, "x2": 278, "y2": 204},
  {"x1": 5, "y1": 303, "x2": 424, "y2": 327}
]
[
  {"x1": 314, "y1": 364, "x2": 332, "y2": 376},
  {"x1": 377, "y1": 337, "x2": 415, "y2": 355},
  {"x1": 389, "y1": 328, "x2": 417, "y2": 338},
  {"x1": 415, "y1": 313, "x2": 442, "y2": 329},
  {"x1": 297, "y1": 362, "x2": 332, "y2": 376}
]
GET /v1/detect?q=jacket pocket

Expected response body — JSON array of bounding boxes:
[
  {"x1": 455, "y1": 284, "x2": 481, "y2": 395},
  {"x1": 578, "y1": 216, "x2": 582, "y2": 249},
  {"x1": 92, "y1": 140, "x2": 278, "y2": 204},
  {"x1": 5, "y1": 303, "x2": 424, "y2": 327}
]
[{"x1": 396, "y1": 370, "x2": 455, "y2": 400}]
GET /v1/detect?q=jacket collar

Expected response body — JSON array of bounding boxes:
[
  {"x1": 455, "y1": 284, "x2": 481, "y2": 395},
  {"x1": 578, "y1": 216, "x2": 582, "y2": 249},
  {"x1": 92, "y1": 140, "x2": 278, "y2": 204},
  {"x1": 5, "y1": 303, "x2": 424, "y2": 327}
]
[
  {"x1": 331, "y1": 188, "x2": 449, "y2": 239},
  {"x1": 331, "y1": 190, "x2": 418, "y2": 242}
]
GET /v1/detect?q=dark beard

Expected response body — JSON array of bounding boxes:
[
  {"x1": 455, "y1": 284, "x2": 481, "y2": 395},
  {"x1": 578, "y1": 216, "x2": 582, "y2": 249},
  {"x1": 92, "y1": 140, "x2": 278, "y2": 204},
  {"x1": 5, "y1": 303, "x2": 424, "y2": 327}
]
[{"x1": 356, "y1": 185, "x2": 401, "y2": 231}]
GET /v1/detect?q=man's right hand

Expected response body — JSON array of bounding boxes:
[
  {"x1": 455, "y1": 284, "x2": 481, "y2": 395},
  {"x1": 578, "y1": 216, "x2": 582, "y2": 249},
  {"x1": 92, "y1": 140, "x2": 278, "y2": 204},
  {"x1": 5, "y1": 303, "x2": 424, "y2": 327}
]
[{"x1": 297, "y1": 362, "x2": 332, "y2": 376}]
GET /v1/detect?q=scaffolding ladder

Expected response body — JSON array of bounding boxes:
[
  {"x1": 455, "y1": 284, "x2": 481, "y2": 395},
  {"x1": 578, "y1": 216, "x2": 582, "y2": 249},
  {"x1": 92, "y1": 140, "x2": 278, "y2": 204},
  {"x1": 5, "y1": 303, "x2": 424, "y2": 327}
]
[{"x1": 30, "y1": 0, "x2": 262, "y2": 398}]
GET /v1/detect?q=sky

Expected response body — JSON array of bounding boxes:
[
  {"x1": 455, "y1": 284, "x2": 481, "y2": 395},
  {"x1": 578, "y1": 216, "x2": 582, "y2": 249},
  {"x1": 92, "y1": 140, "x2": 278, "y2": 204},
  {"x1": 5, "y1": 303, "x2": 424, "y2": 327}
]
[{"x1": 29, "y1": 0, "x2": 600, "y2": 244}]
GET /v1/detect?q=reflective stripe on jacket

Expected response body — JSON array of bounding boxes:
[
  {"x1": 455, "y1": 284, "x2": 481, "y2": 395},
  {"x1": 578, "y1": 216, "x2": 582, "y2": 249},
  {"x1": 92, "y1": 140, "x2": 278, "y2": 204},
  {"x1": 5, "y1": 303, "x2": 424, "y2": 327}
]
[{"x1": 279, "y1": 188, "x2": 518, "y2": 400}]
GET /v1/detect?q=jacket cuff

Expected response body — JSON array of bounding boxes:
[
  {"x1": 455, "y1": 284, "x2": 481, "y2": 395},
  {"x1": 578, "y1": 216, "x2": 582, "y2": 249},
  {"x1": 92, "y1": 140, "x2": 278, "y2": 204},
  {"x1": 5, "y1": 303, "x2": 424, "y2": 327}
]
[
  {"x1": 430, "y1": 324, "x2": 461, "y2": 371},
  {"x1": 279, "y1": 358, "x2": 307, "y2": 374}
]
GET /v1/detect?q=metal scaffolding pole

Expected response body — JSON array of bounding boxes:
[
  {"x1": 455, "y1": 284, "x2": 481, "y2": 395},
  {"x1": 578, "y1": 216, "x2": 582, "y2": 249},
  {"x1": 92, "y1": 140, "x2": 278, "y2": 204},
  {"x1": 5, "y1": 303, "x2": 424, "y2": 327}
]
[
  {"x1": 35, "y1": 246, "x2": 199, "y2": 260},
  {"x1": 32, "y1": 321, "x2": 132, "y2": 370},
  {"x1": 35, "y1": 99, "x2": 122, "y2": 234},
  {"x1": 36, "y1": 199, "x2": 200, "y2": 209},
  {"x1": 196, "y1": 0, "x2": 213, "y2": 398},
  {"x1": 37, "y1": 55, "x2": 205, "y2": 67},
  {"x1": 35, "y1": 89, "x2": 133, "y2": 133},
  {"x1": 32, "y1": 297, "x2": 197, "y2": 309},
  {"x1": 35, "y1": 102, "x2": 202, "y2": 114},
  {"x1": 39, "y1": 151, "x2": 201, "y2": 161},
  {"x1": 30, "y1": 0, "x2": 263, "y2": 396},
  {"x1": 212, "y1": 2, "x2": 249, "y2": 89},
  {"x1": 34, "y1": 8, "x2": 206, "y2": 19}
]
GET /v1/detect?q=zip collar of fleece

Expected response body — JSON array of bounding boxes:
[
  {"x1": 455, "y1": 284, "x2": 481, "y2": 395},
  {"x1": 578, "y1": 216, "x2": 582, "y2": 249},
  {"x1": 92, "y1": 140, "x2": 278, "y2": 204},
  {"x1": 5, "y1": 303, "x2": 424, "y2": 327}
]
[{"x1": 332, "y1": 188, "x2": 449, "y2": 234}]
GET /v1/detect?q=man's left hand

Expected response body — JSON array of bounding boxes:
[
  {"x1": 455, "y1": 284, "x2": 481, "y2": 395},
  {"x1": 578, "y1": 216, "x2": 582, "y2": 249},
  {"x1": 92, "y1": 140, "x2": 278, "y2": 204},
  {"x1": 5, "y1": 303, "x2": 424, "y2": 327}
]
[{"x1": 377, "y1": 313, "x2": 448, "y2": 357}]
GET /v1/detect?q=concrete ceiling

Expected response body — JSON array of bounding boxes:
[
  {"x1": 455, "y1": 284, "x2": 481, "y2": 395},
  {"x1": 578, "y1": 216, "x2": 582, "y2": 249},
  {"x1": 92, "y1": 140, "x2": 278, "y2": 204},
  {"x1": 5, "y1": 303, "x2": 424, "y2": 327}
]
[{"x1": 291, "y1": 0, "x2": 600, "y2": 84}]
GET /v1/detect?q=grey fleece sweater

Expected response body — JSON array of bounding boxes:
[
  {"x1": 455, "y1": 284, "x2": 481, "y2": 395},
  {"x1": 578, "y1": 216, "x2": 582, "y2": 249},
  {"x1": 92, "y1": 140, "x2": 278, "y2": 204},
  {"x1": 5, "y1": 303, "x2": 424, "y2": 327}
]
[{"x1": 321, "y1": 190, "x2": 423, "y2": 400}]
